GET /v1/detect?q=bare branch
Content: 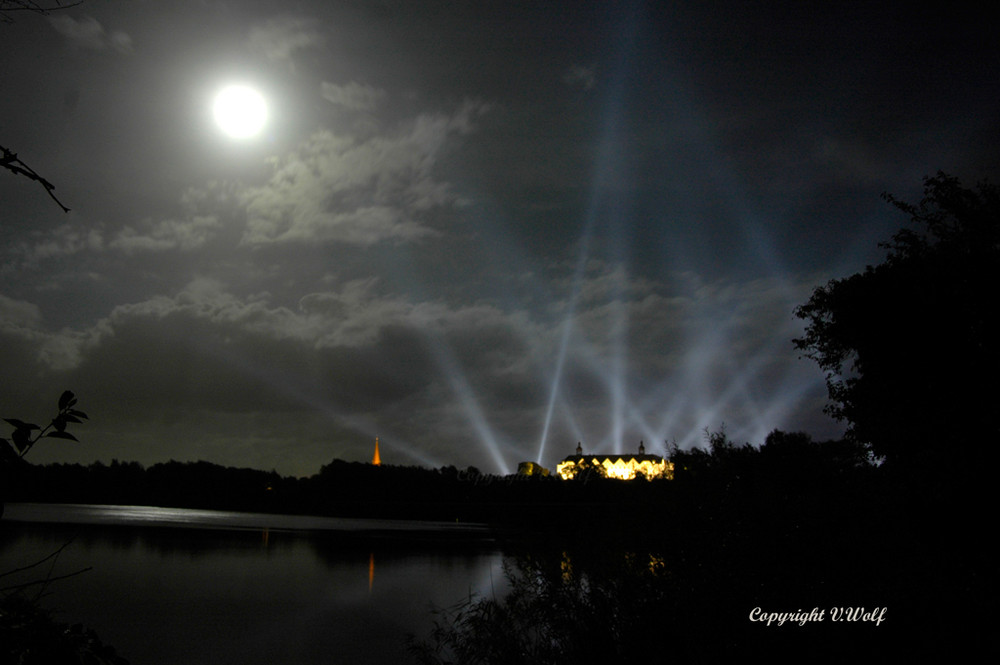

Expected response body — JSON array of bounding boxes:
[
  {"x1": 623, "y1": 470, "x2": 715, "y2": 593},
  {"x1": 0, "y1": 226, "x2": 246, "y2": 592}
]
[
  {"x1": 0, "y1": 538, "x2": 77, "y2": 580},
  {"x1": 0, "y1": 1, "x2": 82, "y2": 22},
  {"x1": 0, "y1": 567, "x2": 94, "y2": 593},
  {"x1": 1, "y1": 144, "x2": 71, "y2": 212},
  {"x1": 2, "y1": 4, "x2": 80, "y2": 207}
]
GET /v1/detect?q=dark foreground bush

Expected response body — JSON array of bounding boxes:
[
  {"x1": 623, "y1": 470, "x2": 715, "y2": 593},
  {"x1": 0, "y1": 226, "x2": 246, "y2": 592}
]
[
  {"x1": 409, "y1": 548, "x2": 670, "y2": 665},
  {"x1": 0, "y1": 594, "x2": 129, "y2": 665}
]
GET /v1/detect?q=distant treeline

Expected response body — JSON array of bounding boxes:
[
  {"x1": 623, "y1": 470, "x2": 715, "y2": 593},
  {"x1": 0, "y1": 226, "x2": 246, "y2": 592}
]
[{"x1": 2, "y1": 429, "x2": 880, "y2": 528}]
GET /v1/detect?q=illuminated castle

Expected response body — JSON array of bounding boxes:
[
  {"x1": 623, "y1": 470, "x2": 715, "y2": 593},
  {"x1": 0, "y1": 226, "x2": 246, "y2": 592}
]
[
  {"x1": 555, "y1": 441, "x2": 673, "y2": 480},
  {"x1": 372, "y1": 437, "x2": 381, "y2": 466}
]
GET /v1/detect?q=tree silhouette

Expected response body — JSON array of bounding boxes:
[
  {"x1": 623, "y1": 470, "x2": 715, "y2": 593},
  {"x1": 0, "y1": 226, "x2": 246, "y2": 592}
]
[{"x1": 794, "y1": 173, "x2": 999, "y2": 476}]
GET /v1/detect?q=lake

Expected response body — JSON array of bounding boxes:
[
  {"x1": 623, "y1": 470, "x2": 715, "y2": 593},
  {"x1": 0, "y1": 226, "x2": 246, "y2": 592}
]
[{"x1": 0, "y1": 503, "x2": 505, "y2": 664}]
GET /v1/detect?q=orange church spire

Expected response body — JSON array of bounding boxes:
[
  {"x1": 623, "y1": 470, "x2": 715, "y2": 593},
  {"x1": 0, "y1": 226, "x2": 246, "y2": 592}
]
[{"x1": 372, "y1": 437, "x2": 382, "y2": 465}]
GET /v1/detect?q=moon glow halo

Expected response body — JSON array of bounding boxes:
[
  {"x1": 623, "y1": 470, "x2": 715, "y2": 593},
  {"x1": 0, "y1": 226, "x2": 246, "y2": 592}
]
[{"x1": 213, "y1": 85, "x2": 268, "y2": 139}]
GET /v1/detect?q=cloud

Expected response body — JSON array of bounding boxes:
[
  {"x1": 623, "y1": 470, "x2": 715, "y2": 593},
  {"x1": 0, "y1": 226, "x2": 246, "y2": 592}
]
[
  {"x1": 2, "y1": 182, "x2": 246, "y2": 268},
  {"x1": 0, "y1": 303, "x2": 52, "y2": 399},
  {"x1": 247, "y1": 16, "x2": 321, "y2": 65},
  {"x1": 10, "y1": 278, "x2": 526, "y2": 472},
  {"x1": 813, "y1": 135, "x2": 889, "y2": 185},
  {"x1": 2, "y1": 223, "x2": 105, "y2": 269},
  {"x1": 48, "y1": 15, "x2": 132, "y2": 54},
  {"x1": 321, "y1": 81, "x2": 386, "y2": 112},
  {"x1": 241, "y1": 100, "x2": 489, "y2": 245},
  {"x1": 107, "y1": 182, "x2": 244, "y2": 254},
  {"x1": 0, "y1": 292, "x2": 98, "y2": 373},
  {"x1": 1, "y1": 255, "x2": 832, "y2": 474},
  {"x1": 0, "y1": 293, "x2": 42, "y2": 329},
  {"x1": 2, "y1": 91, "x2": 487, "y2": 286},
  {"x1": 4, "y1": 217, "x2": 195, "y2": 271},
  {"x1": 110, "y1": 215, "x2": 221, "y2": 254},
  {"x1": 20, "y1": 271, "x2": 531, "y2": 407},
  {"x1": 564, "y1": 65, "x2": 596, "y2": 90}
]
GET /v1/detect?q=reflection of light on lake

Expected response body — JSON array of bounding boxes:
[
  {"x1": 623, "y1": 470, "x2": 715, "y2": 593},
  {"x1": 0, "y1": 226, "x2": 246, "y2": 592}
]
[
  {"x1": 4, "y1": 503, "x2": 490, "y2": 536},
  {"x1": 0, "y1": 503, "x2": 502, "y2": 665}
]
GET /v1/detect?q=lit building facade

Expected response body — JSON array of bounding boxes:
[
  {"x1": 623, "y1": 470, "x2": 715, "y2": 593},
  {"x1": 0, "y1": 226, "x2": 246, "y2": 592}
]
[
  {"x1": 517, "y1": 461, "x2": 550, "y2": 477},
  {"x1": 555, "y1": 441, "x2": 673, "y2": 480}
]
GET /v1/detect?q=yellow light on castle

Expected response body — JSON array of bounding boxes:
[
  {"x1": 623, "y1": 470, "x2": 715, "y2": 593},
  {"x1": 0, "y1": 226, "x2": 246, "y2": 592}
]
[
  {"x1": 372, "y1": 437, "x2": 381, "y2": 466},
  {"x1": 555, "y1": 441, "x2": 673, "y2": 480}
]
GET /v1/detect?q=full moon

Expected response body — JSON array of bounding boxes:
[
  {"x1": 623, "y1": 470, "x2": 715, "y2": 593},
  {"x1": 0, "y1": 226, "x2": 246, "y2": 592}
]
[{"x1": 213, "y1": 85, "x2": 268, "y2": 139}]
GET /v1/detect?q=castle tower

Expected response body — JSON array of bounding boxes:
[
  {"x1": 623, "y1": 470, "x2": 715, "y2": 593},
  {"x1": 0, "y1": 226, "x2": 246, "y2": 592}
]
[
  {"x1": 639, "y1": 440, "x2": 645, "y2": 455},
  {"x1": 372, "y1": 437, "x2": 382, "y2": 466}
]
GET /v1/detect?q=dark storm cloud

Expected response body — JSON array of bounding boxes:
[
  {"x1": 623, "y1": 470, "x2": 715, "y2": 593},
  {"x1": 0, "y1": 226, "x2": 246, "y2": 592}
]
[{"x1": 64, "y1": 281, "x2": 436, "y2": 415}]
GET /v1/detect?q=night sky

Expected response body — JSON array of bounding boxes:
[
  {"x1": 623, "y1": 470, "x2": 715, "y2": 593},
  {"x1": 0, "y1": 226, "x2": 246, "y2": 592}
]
[{"x1": 2, "y1": 1, "x2": 997, "y2": 476}]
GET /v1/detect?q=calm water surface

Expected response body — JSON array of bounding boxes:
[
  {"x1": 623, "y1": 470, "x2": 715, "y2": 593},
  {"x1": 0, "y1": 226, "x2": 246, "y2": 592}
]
[{"x1": 1, "y1": 503, "x2": 505, "y2": 665}]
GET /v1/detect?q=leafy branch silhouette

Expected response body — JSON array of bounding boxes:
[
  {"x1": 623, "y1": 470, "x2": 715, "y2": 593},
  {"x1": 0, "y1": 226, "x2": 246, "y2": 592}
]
[{"x1": 2, "y1": 390, "x2": 87, "y2": 461}]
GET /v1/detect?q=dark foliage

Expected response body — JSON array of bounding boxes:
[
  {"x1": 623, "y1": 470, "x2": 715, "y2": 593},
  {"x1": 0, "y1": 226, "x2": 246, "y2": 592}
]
[
  {"x1": 0, "y1": 594, "x2": 128, "y2": 665},
  {"x1": 1, "y1": 391, "x2": 87, "y2": 462},
  {"x1": 409, "y1": 428, "x2": 981, "y2": 663},
  {"x1": 795, "y1": 173, "x2": 999, "y2": 477},
  {"x1": 410, "y1": 548, "x2": 673, "y2": 665},
  {"x1": 2, "y1": 392, "x2": 126, "y2": 664}
]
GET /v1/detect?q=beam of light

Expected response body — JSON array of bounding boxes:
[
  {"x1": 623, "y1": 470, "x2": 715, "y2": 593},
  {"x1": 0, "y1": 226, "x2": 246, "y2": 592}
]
[
  {"x1": 609, "y1": 283, "x2": 628, "y2": 455},
  {"x1": 536, "y1": 5, "x2": 642, "y2": 464},
  {"x1": 621, "y1": 385, "x2": 673, "y2": 450},
  {"x1": 535, "y1": 267, "x2": 588, "y2": 464},
  {"x1": 429, "y1": 339, "x2": 512, "y2": 475},
  {"x1": 536, "y1": 321, "x2": 573, "y2": 463},
  {"x1": 337, "y1": 222, "x2": 522, "y2": 473},
  {"x1": 420, "y1": 178, "x2": 579, "y2": 469},
  {"x1": 535, "y1": 264, "x2": 834, "y2": 462},
  {"x1": 185, "y1": 335, "x2": 445, "y2": 469},
  {"x1": 556, "y1": 393, "x2": 586, "y2": 449},
  {"x1": 532, "y1": 186, "x2": 604, "y2": 465},
  {"x1": 647, "y1": 306, "x2": 827, "y2": 451},
  {"x1": 570, "y1": 3, "x2": 832, "y2": 455}
]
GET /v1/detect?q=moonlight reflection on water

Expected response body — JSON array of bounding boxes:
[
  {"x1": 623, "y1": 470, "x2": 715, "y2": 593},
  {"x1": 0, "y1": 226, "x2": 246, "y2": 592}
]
[{"x1": 0, "y1": 504, "x2": 502, "y2": 665}]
